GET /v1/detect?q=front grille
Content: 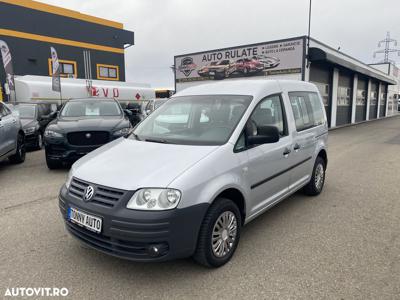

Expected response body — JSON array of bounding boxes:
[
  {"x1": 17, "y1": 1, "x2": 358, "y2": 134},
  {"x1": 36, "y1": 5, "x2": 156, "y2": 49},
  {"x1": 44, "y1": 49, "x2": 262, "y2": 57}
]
[
  {"x1": 66, "y1": 222, "x2": 168, "y2": 259},
  {"x1": 69, "y1": 178, "x2": 125, "y2": 208},
  {"x1": 67, "y1": 131, "x2": 109, "y2": 146}
]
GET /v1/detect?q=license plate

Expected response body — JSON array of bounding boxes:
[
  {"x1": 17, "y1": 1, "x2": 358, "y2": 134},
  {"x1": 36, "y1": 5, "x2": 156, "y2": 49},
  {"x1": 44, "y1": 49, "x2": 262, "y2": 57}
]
[
  {"x1": 68, "y1": 207, "x2": 102, "y2": 233},
  {"x1": 209, "y1": 71, "x2": 215, "y2": 75}
]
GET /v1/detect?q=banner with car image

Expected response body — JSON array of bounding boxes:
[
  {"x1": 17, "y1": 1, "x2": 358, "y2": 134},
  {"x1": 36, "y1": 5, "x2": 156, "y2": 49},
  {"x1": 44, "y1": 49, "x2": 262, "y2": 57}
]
[{"x1": 175, "y1": 37, "x2": 304, "y2": 83}]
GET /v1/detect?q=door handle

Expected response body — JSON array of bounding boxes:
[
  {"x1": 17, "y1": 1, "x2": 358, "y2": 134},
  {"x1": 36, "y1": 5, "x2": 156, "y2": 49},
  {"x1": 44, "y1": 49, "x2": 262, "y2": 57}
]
[
  {"x1": 294, "y1": 143, "x2": 301, "y2": 151},
  {"x1": 283, "y1": 148, "x2": 291, "y2": 156}
]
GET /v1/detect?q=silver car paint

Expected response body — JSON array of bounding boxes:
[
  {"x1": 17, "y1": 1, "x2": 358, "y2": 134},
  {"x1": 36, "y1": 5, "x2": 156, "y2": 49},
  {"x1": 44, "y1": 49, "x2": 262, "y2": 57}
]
[
  {"x1": 0, "y1": 103, "x2": 21, "y2": 159},
  {"x1": 70, "y1": 80, "x2": 328, "y2": 224}
]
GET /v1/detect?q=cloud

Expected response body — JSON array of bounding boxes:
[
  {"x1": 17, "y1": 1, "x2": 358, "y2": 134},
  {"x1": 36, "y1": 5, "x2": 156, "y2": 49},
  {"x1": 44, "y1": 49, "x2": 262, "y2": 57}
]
[{"x1": 38, "y1": 0, "x2": 400, "y2": 88}]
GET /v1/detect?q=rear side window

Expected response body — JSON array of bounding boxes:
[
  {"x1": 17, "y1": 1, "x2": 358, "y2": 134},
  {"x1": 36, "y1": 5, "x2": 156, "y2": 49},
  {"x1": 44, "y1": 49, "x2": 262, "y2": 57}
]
[{"x1": 289, "y1": 92, "x2": 325, "y2": 131}]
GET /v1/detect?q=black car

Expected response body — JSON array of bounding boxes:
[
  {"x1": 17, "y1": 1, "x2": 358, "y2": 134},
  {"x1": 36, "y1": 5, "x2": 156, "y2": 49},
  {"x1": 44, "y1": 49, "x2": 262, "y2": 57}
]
[
  {"x1": 13, "y1": 103, "x2": 54, "y2": 150},
  {"x1": 44, "y1": 98, "x2": 132, "y2": 169}
]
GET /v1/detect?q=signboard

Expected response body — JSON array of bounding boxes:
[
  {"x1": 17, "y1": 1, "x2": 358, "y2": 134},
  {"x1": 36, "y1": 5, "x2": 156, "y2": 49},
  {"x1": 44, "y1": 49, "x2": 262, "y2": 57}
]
[
  {"x1": 175, "y1": 38, "x2": 304, "y2": 83},
  {"x1": 0, "y1": 40, "x2": 15, "y2": 91},
  {"x1": 50, "y1": 47, "x2": 61, "y2": 92}
]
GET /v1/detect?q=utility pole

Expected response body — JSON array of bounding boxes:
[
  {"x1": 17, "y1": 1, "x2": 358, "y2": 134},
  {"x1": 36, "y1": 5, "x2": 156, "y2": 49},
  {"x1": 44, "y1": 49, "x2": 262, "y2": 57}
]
[
  {"x1": 306, "y1": 0, "x2": 312, "y2": 68},
  {"x1": 373, "y1": 32, "x2": 400, "y2": 64}
]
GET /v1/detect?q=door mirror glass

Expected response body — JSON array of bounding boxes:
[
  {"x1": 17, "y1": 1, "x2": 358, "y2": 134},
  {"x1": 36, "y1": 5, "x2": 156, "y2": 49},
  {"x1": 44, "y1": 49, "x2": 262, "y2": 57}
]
[{"x1": 247, "y1": 125, "x2": 280, "y2": 145}]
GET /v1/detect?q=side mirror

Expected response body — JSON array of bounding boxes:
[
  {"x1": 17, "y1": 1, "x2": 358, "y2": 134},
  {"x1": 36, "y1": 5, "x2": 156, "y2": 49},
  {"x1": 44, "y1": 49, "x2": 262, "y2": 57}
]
[
  {"x1": 45, "y1": 111, "x2": 58, "y2": 120},
  {"x1": 247, "y1": 125, "x2": 280, "y2": 145},
  {"x1": 124, "y1": 109, "x2": 133, "y2": 116}
]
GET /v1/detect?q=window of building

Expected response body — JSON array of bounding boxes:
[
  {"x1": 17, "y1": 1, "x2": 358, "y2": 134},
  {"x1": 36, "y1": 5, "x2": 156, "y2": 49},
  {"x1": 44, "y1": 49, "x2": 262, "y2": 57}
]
[
  {"x1": 48, "y1": 59, "x2": 77, "y2": 78},
  {"x1": 97, "y1": 64, "x2": 119, "y2": 81},
  {"x1": 338, "y1": 87, "x2": 352, "y2": 106}
]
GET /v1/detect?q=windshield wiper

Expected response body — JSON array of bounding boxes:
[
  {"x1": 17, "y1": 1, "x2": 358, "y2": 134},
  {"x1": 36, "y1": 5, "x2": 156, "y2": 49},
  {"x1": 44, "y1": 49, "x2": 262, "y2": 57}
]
[{"x1": 145, "y1": 138, "x2": 169, "y2": 144}]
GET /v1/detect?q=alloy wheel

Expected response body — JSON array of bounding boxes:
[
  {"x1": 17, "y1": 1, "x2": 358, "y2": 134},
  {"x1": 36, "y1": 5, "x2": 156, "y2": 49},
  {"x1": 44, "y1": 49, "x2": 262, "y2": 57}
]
[{"x1": 211, "y1": 211, "x2": 237, "y2": 258}]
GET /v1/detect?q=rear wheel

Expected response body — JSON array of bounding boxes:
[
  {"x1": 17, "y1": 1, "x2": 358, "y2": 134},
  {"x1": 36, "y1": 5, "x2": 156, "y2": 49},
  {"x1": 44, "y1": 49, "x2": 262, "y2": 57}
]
[
  {"x1": 193, "y1": 198, "x2": 241, "y2": 268},
  {"x1": 9, "y1": 133, "x2": 26, "y2": 164},
  {"x1": 303, "y1": 156, "x2": 326, "y2": 196}
]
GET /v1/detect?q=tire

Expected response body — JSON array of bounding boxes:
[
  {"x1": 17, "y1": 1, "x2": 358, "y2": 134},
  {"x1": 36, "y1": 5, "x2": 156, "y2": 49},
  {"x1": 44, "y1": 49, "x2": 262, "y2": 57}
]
[
  {"x1": 35, "y1": 133, "x2": 44, "y2": 150},
  {"x1": 9, "y1": 133, "x2": 26, "y2": 164},
  {"x1": 303, "y1": 156, "x2": 326, "y2": 196},
  {"x1": 45, "y1": 150, "x2": 62, "y2": 169},
  {"x1": 193, "y1": 198, "x2": 241, "y2": 268}
]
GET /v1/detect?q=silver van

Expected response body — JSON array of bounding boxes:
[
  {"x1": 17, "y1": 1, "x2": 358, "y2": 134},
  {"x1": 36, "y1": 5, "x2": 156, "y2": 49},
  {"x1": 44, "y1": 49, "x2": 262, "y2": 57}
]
[{"x1": 59, "y1": 80, "x2": 328, "y2": 267}]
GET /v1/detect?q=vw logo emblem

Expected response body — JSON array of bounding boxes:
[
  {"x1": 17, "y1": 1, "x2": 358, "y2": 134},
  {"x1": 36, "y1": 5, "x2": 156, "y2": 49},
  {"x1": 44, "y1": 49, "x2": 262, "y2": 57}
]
[
  {"x1": 85, "y1": 133, "x2": 92, "y2": 139},
  {"x1": 83, "y1": 186, "x2": 95, "y2": 202}
]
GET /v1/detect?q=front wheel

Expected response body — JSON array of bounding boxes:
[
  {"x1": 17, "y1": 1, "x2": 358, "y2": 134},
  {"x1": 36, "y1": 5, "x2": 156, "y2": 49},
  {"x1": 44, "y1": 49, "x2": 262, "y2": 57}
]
[
  {"x1": 193, "y1": 198, "x2": 241, "y2": 268},
  {"x1": 45, "y1": 149, "x2": 62, "y2": 169},
  {"x1": 303, "y1": 156, "x2": 326, "y2": 196},
  {"x1": 9, "y1": 133, "x2": 26, "y2": 164},
  {"x1": 35, "y1": 133, "x2": 44, "y2": 150}
]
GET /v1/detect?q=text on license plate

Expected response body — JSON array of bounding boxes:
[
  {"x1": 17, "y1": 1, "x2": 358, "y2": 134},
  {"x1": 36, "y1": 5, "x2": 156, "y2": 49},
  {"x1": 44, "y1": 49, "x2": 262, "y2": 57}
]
[{"x1": 68, "y1": 207, "x2": 102, "y2": 233}]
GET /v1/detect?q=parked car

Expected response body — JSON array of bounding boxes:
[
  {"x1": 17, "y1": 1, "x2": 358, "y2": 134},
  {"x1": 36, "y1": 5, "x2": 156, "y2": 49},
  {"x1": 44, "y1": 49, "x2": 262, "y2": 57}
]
[
  {"x1": 198, "y1": 60, "x2": 236, "y2": 79},
  {"x1": 13, "y1": 103, "x2": 54, "y2": 150},
  {"x1": 235, "y1": 58, "x2": 264, "y2": 75},
  {"x1": 44, "y1": 98, "x2": 132, "y2": 169},
  {"x1": 0, "y1": 102, "x2": 26, "y2": 164},
  {"x1": 252, "y1": 55, "x2": 280, "y2": 69},
  {"x1": 59, "y1": 80, "x2": 328, "y2": 267}
]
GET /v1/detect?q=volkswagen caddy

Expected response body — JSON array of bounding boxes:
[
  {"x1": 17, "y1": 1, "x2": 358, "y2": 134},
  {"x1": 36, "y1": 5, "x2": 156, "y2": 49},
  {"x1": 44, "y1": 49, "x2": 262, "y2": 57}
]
[{"x1": 59, "y1": 80, "x2": 328, "y2": 268}]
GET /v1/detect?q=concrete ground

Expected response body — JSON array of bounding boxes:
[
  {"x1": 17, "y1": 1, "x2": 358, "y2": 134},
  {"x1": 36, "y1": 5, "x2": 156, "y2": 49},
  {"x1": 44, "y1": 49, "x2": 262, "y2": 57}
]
[{"x1": 0, "y1": 116, "x2": 399, "y2": 299}]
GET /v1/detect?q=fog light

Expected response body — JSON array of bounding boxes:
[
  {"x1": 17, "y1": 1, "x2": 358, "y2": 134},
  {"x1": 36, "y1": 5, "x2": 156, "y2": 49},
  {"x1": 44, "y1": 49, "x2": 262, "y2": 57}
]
[{"x1": 147, "y1": 243, "x2": 168, "y2": 257}]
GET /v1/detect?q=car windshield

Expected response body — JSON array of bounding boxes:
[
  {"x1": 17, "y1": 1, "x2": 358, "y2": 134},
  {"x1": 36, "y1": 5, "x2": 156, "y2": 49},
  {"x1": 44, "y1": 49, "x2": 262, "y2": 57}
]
[
  {"x1": 16, "y1": 105, "x2": 36, "y2": 119},
  {"x1": 217, "y1": 60, "x2": 229, "y2": 65},
  {"x1": 60, "y1": 100, "x2": 122, "y2": 117},
  {"x1": 133, "y1": 95, "x2": 252, "y2": 145}
]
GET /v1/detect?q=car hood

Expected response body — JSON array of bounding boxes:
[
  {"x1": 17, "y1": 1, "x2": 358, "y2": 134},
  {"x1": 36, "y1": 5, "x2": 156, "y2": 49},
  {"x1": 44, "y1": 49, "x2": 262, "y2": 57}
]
[
  {"x1": 20, "y1": 119, "x2": 37, "y2": 128},
  {"x1": 49, "y1": 117, "x2": 128, "y2": 132},
  {"x1": 72, "y1": 138, "x2": 219, "y2": 190}
]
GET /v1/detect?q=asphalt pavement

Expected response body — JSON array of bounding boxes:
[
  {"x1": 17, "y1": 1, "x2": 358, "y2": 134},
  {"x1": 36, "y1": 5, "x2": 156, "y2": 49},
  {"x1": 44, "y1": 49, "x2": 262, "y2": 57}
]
[{"x1": 0, "y1": 116, "x2": 399, "y2": 299}]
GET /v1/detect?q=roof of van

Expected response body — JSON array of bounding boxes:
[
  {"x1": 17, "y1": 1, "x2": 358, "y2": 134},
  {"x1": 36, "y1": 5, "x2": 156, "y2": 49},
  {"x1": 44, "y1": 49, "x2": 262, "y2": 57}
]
[{"x1": 173, "y1": 79, "x2": 318, "y2": 99}]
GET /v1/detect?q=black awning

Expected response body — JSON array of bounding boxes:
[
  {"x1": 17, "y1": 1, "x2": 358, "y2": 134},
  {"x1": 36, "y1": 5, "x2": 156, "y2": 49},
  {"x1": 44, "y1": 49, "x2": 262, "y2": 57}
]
[{"x1": 308, "y1": 47, "x2": 397, "y2": 85}]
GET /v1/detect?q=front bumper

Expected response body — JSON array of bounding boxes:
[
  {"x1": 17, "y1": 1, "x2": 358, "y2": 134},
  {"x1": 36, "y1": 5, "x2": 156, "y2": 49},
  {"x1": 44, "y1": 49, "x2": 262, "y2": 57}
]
[
  {"x1": 25, "y1": 132, "x2": 39, "y2": 147},
  {"x1": 45, "y1": 136, "x2": 118, "y2": 163},
  {"x1": 59, "y1": 184, "x2": 208, "y2": 262}
]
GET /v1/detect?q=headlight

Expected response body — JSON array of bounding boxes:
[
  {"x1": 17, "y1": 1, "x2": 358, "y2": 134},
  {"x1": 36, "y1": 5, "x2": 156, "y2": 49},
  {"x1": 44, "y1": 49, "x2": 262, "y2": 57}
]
[
  {"x1": 24, "y1": 126, "x2": 36, "y2": 134},
  {"x1": 65, "y1": 170, "x2": 73, "y2": 189},
  {"x1": 113, "y1": 127, "x2": 131, "y2": 136},
  {"x1": 127, "y1": 188, "x2": 181, "y2": 211},
  {"x1": 44, "y1": 130, "x2": 63, "y2": 138}
]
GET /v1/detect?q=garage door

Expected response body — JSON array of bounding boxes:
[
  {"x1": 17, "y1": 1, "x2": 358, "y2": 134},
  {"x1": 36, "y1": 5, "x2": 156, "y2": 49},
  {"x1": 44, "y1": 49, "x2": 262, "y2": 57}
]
[
  {"x1": 369, "y1": 81, "x2": 378, "y2": 120},
  {"x1": 336, "y1": 71, "x2": 352, "y2": 126},
  {"x1": 355, "y1": 77, "x2": 367, "y2": 123}
]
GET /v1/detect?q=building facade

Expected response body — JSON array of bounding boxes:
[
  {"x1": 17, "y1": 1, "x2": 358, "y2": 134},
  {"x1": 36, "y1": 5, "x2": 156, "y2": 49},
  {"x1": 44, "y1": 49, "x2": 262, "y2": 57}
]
[
  {"x1": 174, "y1": 36, "x2": 397, "y2": 128},
  {"x1": 0, "y1": 0, "x2": 134, "y2": 98}
]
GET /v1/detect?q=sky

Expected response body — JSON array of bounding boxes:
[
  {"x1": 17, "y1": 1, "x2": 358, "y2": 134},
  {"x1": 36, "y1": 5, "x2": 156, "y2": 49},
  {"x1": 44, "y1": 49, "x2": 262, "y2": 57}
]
[{"x1": 38, "y1": 0, "x2": 400, "y2": 88}]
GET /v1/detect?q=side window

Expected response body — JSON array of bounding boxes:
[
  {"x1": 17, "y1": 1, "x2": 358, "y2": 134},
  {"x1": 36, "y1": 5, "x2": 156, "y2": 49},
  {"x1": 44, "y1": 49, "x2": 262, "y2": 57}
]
[
  {"x1": 289, "y1": 93, "x2": 312, "y2": 131},
  {"x1": 289, "y1": 92, "x2": 325, "y2": 131},
  {"x1": 308, "y1": 92, "x2": 325, "y2": 126},
  {"x1": 2, "y1": 104, "x2": 11, "y2": 116},
  {"x1": 249, "y1": 94, "x2": 286, "y2": 136},
  {"x1": 0, "y1": 103, "x2": 5, "y2": 117}
]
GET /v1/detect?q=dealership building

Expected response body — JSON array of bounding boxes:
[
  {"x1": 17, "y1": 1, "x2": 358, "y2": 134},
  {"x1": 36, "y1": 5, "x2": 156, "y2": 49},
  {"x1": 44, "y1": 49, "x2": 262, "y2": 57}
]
[
  {"x1": 0, "y1": 0, "x2": 134, "y2": 99},
  {"x1": 175, "y1": 36, "x2": 399, "y2": 128}
]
